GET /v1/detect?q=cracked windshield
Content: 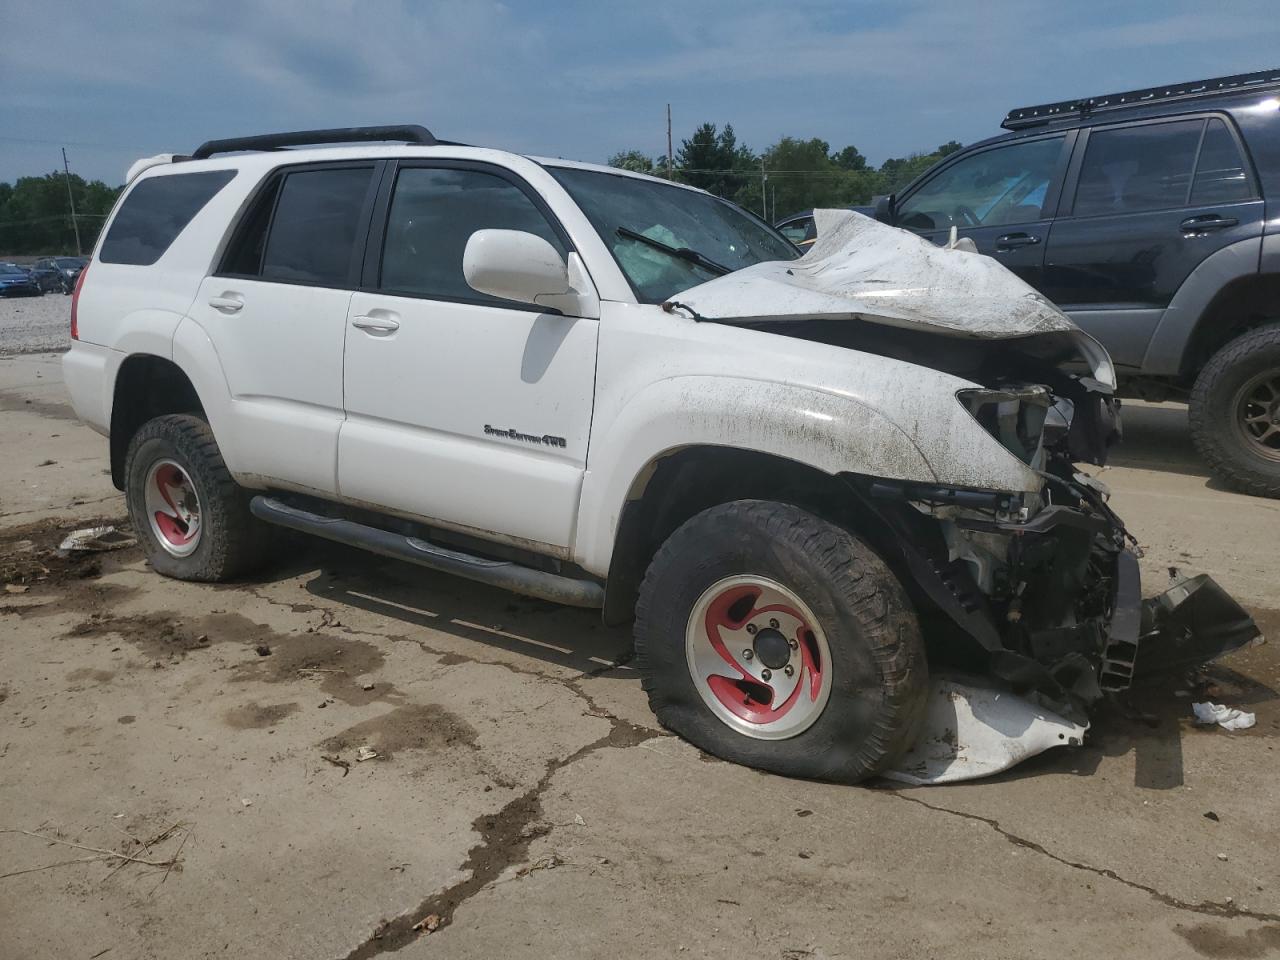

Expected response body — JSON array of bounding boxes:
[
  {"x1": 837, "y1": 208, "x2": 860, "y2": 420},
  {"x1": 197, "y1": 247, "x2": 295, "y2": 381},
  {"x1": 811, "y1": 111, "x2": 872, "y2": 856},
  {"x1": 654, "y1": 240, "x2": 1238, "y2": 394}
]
[{"x1": 550, "y1": 166, "x2": 797, "y2": 302}]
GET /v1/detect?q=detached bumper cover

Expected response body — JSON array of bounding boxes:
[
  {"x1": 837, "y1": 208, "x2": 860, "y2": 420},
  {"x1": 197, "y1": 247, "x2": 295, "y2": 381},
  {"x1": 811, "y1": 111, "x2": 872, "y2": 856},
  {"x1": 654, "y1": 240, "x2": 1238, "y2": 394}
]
[
  {"x1": 884, "y1": 677, "x2": 1088, "y2": 785},
  {"x1": 1136, "y1": 574, "x2": 1261, "y2": 679}
]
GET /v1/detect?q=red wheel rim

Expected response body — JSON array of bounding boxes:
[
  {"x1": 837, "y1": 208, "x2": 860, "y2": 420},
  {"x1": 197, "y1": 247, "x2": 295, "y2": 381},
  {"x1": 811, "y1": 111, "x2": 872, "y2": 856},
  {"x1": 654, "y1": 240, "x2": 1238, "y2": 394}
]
[
  {"x1": 143, "y1": 459, "x2": 202, "y2": 557},
  {"x1": 685, "y1": 576, "x2": 832, "y2": 740}
]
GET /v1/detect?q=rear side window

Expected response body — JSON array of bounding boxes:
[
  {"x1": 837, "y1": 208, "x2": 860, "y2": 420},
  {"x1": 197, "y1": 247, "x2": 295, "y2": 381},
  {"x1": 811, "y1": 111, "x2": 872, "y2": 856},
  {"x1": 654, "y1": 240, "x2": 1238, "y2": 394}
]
[
  {"x1": 260, "y1": 167, "x2": 375, "y2": 286},
  {"x1": 220, "y1": 165, "x2": 375, "y2": 286},
  {"x1": 1073, "y1": 120, "x2": 1203, "y2": 217},
  {"x1": 99, "y1": 170, "x2": 236, "y2": 265},
  {"x1": 1191, "y1": 119, "x2": 1252, "y2": 204},
  {"x1": 378, "y1": 167, "x2": 566, "y2": 304}
]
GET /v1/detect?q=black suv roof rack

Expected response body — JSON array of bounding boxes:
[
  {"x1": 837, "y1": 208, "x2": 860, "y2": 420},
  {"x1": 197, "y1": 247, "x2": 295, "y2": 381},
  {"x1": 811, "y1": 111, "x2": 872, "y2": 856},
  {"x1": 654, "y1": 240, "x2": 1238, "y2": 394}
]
[
  {"x1": 191, "y1": 124, "x2": 438, "y2": 160},
  {"x1": 1002, "y1": 68, "x2": 1280, "y2": 130}
]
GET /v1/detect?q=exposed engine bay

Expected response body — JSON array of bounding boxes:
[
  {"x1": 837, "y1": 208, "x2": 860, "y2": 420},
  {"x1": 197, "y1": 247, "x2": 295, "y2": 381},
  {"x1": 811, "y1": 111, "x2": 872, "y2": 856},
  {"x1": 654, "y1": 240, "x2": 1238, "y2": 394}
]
[
  {"x1": 786, "y1": 315, "x2": 1256, "y2": 733},
  {"x1": 671, "y1": 209, "x2": 1260, "y2": 779}
]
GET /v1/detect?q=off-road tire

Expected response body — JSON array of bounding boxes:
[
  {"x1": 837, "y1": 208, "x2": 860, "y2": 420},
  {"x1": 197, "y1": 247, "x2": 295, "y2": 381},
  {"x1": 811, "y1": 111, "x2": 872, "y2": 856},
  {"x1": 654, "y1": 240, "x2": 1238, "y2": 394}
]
[
  {"x1": 634, "y1": 500, "x2": 928, "y2": 783},
  {"x1": 124, "y1": 414, "x2": 270, "y2": 581},
  {"x1": 1189, "y1": 325, "x2": 1280, "y2": 499}
]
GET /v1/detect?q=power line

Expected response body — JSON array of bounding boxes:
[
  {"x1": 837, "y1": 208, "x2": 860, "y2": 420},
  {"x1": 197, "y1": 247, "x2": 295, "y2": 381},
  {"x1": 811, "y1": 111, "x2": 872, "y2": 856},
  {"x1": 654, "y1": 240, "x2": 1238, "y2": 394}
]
[
  {"x1": 0, "y1": 135, "x2": 138, "y2": 150},
  {"x1": 0, "y1": 214, "x2": 108, "y2": 228}
]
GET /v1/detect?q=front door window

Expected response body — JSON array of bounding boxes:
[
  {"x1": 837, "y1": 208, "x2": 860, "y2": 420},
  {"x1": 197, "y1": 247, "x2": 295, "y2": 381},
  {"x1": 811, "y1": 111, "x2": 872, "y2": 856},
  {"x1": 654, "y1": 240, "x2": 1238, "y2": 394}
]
[{"x1": 897, "y1": 137, "x2": 1064, "y2": 232}]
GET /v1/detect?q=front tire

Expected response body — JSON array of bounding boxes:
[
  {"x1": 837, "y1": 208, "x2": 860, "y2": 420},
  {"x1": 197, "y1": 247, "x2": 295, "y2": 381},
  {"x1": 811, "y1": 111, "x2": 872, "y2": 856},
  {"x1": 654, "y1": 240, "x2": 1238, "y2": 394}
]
[
  {"x1": 124, "y1": 414, "x2": 270, "y2": 581},
  {"x1": 634, "y1": 500, "x2": 927, "y2": 783},
  {"x1": 1189, "y1": 325, "x2": 1280, "y2": 499}
]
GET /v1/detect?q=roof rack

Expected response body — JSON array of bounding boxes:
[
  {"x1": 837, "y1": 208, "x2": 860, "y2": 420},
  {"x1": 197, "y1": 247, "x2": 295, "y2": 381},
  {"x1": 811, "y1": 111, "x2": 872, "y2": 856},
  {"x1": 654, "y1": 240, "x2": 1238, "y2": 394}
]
[
  {"x1": 191, "y1": 124, "x2": 438, "y2": 160},
  {"x1": 1002, "y1": 68, "x2": 1280, "y2": 130}
]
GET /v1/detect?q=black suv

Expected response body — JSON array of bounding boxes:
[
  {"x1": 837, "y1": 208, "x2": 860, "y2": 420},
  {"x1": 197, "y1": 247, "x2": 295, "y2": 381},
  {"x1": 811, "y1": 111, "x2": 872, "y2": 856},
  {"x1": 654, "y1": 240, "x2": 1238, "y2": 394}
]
[
  {"x1": 873, "y1": 68, "x2": 1280, "y2": 498},
  {"x1": 30, "y1": 256, "x2": 87, "y2": 294}
]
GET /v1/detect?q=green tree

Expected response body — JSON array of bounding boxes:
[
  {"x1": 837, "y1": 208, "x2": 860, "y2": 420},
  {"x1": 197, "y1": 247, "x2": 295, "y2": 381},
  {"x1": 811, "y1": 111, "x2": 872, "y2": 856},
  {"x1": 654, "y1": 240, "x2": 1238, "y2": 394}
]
[
  {"x1": 759, "y1": 137, "x2": 845, "y2": 219},
  {"x1": 0, "y1": 172, "x2": 122, "y2": 255},
  {"x1": 878, "y1": 141, "x2": 964, "y2": 195},
  {"x1": 608, "y1": 150, "x2": 657, "y2": 175},
  {"x1": 675, "y1": 122, "x2": 755, "y2": 200},
  {"x1": 831, "y1": 145, "x2": 868, "y2": 171}
]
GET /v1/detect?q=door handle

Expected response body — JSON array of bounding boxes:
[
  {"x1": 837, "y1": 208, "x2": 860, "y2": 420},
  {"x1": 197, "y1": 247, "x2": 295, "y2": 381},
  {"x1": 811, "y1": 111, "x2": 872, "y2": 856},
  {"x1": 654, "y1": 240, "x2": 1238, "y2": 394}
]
[
  {"x1": 1180, "y1": 215, "x2": 1238, "y2": 234},
  {"x1": 208, "y1": 294, "x2": 244, "y2": 313},
  {"x1": 351, "y1": 314, "x2": 400, "y2": 333},
  {"x1": 996, "y1": 233, "x2": 1041, "y2": 251}
]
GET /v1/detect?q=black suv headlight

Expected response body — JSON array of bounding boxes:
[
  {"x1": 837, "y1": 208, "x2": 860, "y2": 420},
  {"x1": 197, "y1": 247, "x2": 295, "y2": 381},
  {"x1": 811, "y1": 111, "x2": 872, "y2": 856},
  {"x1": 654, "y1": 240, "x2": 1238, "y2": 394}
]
[{"x1": 957, "y1": 385, "x2": 1051, "y2": 465}]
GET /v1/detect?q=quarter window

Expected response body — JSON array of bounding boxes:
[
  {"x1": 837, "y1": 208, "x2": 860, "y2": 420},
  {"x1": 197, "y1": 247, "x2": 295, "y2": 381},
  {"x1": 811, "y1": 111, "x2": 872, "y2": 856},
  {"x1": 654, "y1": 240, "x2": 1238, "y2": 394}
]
[
  {"x1": 1072, "y1": 120, "x2": 1203, "y2": 217},
  {"x1": 379, "y1": 167, "x2": 566, "y2": 304},
  {"x1": 897, "y1": 138, "x2": 1063, "y2": 232},
  {"x1": 1191, "y1": 118, "x2": 1252, "y2": 204},
  {"x1": 99, "y1": 169, "x2": 236, "y2": 265}
]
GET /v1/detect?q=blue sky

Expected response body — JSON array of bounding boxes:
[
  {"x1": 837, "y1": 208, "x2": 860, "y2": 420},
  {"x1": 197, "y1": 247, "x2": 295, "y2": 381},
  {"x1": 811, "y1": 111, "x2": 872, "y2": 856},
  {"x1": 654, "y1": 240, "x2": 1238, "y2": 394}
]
[{"x1": 3, "y1": 0, "x2": 1279, "y2": 186}]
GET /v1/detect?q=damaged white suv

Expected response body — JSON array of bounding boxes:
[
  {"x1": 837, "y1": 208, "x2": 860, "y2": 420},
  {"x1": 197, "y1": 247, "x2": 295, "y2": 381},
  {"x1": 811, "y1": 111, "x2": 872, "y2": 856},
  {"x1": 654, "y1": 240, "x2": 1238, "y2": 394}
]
[{"x1": 64, "y1": 125, "x2": 1258, "y2": 783}]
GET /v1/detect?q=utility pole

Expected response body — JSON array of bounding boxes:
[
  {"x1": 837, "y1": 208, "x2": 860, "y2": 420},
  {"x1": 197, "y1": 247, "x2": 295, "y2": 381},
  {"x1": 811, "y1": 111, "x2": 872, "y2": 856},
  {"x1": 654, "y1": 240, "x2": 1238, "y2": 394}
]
[
  {"x1": 666, "y1": 104, "x2": 673, "y2": 181},
  {"x1": 61, "y1": 147, "x2": 82, "y2": 256},
  {"x1": 760, "y1": 157, "x2": 768, "y2": 218}
]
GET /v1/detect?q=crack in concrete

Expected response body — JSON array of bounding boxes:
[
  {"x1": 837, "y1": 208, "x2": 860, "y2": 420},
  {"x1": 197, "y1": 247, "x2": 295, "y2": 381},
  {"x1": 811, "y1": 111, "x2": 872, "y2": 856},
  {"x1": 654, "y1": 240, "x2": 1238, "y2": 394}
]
[
  {"x1": 242, "y1": 581, "x2": 663, "y2": 957},
  {"x1": 337, "y1": 707, "x2": 657, "y2": 959},
  {"x1": 0, "y1": 495, "x2": 123, "y2": 521},
  {"x1": 885, "y1": 791, "x2": 1280, "y2": 924}
]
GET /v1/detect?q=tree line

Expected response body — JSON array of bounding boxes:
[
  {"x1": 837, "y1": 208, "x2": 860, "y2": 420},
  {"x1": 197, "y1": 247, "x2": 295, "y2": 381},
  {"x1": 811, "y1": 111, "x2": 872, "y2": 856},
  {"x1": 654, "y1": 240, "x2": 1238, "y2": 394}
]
[
  {"x1": 0, "y1": 173, "x2": 122, "y2": 255},
  {"x1": 1, "y1": 124, "x2": 963, "y2": 255},
  {"x1": 610, "y1": 122, "x2": 962, "y2": 220}
]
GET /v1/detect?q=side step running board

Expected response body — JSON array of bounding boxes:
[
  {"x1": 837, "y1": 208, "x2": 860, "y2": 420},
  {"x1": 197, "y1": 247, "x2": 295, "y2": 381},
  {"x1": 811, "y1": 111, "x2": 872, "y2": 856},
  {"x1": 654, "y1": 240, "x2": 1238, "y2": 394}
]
[{"x1": 249, "y1": 496, "x2": 604, "y2": 609}]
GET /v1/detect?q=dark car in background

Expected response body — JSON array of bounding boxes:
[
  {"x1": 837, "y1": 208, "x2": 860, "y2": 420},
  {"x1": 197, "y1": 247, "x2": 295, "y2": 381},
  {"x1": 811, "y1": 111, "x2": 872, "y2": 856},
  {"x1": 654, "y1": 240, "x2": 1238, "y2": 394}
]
[
  {"x1": 865, "y1": 68, "x2": 1280, "y2": 498},
  {"x1": 30, "y1": 256, "x2": 88, "y2": 294},
  {"x1": 0, "y1": 262, "x2": 41, "y2": 297},
  {"x1": 776, "y1": 205, "x2": 874, "y2": 250}
]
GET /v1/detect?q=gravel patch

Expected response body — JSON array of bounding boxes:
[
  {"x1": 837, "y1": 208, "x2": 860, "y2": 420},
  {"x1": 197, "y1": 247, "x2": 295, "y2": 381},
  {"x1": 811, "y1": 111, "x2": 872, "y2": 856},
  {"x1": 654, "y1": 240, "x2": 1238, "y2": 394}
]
[{"x1": 0, "y1": 294, "x2": 72, "y2": 355}]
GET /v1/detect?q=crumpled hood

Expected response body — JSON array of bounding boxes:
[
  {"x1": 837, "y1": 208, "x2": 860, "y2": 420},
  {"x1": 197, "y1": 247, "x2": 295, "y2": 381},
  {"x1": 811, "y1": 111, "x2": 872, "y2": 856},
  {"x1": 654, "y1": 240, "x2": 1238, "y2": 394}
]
[{"x1": 670, "y1": 209, "x2": 1115, "y2": 387}]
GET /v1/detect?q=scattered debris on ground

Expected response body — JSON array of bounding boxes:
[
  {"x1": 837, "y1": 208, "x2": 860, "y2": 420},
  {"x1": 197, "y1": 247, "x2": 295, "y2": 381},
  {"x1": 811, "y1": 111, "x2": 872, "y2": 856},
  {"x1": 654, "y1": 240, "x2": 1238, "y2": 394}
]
[
  {"x1": 1193, "y1": 701, "x2": 1257, "y2": 731},
  {"x1": 58, "y1": 526, "x2": 136, "y2": 553},
  {"x1": 411, "y1": 914, "x2": 441, "y2": 934},
  {"x1": 0, "y1": 823, "x2": 190, "y2": 882},
  {"x1": 321, "y1": 755, "x2": 351, "y2": 776}
]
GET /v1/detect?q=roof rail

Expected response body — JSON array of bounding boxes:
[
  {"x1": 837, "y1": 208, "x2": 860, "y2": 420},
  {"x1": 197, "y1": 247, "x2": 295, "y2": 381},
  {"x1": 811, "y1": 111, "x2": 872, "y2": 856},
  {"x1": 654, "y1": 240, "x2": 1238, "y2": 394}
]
[
  {"x1": 1002, "y1": 68, "x2": 1280, "y2": 130},
  {"x1": 191, "y1": 124, "x2": 438, "y2": 160}
]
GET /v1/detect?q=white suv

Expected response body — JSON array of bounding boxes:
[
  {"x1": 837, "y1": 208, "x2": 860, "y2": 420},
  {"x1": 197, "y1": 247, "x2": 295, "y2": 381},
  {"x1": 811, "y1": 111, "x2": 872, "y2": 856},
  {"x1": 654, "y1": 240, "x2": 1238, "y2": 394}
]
[{"x1": 64, "y1": 125, "x2": 1257, "y2": 783}]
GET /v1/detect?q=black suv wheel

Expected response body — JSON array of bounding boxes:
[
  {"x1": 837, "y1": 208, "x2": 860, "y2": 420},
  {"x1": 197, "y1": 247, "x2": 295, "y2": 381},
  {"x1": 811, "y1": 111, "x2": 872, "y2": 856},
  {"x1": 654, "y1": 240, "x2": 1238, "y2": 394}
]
[
  {"x1": 1189, "y1": 325, "x2": 1280, "y2": 498},
  {"x1": 634, "y1": 500, "x2": 928, "y2": 783}
]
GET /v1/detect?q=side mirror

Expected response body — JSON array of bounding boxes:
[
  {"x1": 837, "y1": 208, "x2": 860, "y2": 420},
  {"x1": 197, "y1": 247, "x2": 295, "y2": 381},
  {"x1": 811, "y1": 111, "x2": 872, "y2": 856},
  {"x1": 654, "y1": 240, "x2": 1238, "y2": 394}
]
[
  {"x1": 463, "y1": 229, "x2": 599, "y2": 318},
  {"x1": 873, "y1": 194, "x2": 896, "y2": 224}
]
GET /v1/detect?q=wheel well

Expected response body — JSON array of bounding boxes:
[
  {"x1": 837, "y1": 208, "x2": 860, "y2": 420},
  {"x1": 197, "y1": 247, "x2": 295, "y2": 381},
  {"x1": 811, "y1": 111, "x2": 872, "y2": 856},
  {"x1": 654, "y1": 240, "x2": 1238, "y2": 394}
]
[
  {"x1": 109, "y1": 355, "x2": 204, "y2": 490},
  {"x1": 602, "y1": 447, "x2": 885, "y2": 626},
  {"x1": 1182, "y1": 273, "x2": 1280, "y2": 378}
]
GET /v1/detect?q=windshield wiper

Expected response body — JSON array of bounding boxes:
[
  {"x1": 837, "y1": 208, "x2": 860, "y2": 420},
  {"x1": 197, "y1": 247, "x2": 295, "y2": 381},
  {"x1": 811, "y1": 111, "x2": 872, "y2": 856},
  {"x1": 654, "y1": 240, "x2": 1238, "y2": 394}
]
[{"x1": 615, "y1": 227, "x2": 730, "y2": 276}]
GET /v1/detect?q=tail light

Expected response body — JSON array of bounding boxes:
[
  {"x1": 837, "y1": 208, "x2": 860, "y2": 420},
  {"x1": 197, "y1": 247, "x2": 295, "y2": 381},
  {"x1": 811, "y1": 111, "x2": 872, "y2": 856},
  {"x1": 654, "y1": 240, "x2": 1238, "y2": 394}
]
[{"x1": 70, "y1": 264, "x2": 88, "y2": 341}]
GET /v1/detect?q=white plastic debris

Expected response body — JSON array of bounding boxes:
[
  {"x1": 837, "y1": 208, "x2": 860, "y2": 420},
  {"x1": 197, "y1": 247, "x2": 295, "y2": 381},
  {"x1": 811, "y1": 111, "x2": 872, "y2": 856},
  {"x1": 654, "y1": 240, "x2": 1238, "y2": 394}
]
[
  {"x1": 883, "y1": 676, "x2": 1088, "y2": 785},
  {"x1": 1192, "y1": 702, "x2": 1256, "y2": 731},
  {"x1": 356, "y1": 746, "x2": 379, "y2": 762},
  {"x1": 58, "y1": 526, "x2": 137, "y2": 553}
]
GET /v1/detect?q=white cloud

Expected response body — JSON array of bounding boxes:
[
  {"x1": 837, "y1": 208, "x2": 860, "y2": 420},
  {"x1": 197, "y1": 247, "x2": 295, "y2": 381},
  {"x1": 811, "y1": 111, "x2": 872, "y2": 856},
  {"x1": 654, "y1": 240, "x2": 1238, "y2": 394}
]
[{"x1": 3, "y1": 0, "x2": 1279, "y2": 184}]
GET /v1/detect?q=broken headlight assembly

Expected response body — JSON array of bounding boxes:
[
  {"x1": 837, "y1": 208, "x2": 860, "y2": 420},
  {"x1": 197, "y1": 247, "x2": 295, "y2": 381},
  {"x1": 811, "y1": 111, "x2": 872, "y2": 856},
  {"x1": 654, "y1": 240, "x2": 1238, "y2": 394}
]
[{"x1": 956, "y1": 385, "x2": 1052, "y2": 466}]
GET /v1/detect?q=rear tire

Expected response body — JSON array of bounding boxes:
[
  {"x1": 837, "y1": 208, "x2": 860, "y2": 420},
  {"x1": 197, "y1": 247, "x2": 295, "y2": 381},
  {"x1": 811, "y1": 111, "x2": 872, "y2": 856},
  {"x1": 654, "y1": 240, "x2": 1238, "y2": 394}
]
[
  {"x1": 634, "y1": 500, "x2": 927, "y2": 783},
  {"x1": 124, "y1": 414, "x2": 271, "y2": 581},
  {"x1": 1189, "y1": 325, "x2": 1280, "y2": 499}
]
